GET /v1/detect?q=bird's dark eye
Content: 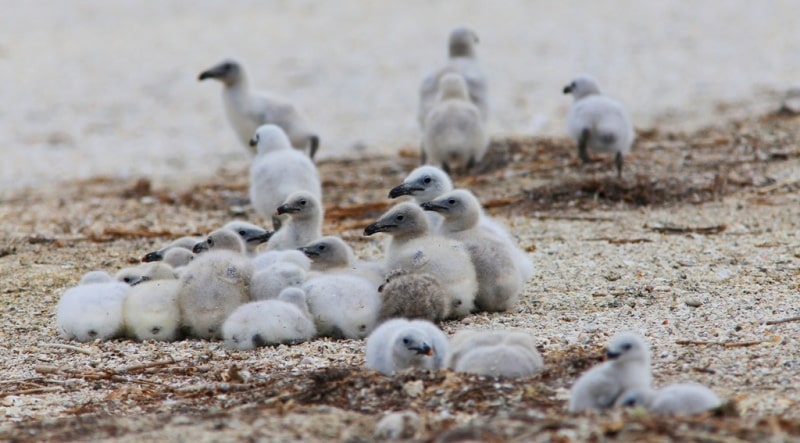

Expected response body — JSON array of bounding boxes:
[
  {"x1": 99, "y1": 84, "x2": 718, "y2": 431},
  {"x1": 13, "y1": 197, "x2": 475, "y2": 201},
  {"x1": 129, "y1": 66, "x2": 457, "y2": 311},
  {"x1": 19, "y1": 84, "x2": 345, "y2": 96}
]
[
  {"x1": 396, "y1": 215, "x2": 404, "y2": 221},
  {"x1": 359, "y1": 325, "x2": 367, "y2": 331},
  {"x1": 238, "y1": 230, "x2": 246, "y2": 236},
  {"x1": 402, "y1": 338, "x2": 409, "y2": 344},
  {"x1": 448, "y1": 199, "x2": 456, "y2": 205},
  {"x1": 222, "y1": 63, "x2": 233, "y2": 70},
  {"x1": 300, "y1": 200, "x2": 307, "y2": 206},
  {"x1": 621, "y1": 343, "x2": 632, "y2": 351},
  {"x1": 207, "y1": 238, "x2": 214, "y2": 247},
  {"x1": 571, "y1": 81, "x2": 577, "y2": 88},
  {"x1": 123, "y1": 277, "x2": 132, "y2": 283},
  {"x1": 318, "y1": 245, "x2": 326, "y2": 251},
  {"x1": 423, "y1": 177, "x2": 432, "y2": 184}
]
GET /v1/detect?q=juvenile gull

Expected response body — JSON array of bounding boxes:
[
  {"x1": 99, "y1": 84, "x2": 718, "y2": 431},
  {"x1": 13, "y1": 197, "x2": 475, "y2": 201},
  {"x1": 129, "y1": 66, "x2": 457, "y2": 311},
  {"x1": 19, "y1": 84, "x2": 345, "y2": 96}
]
[
  {"x1": 162, "y1": 248, "x2": 194, "y2": 269},
  {"x1": 422, "y1": 189, "x2": 526, "y2": 312},
  {"x1": 198, "y1": 59, "x2": 320, "y2": 158},
  {"x1": 568, "y1": 332, "x2": 652, "y2": 412},
  {"x1": 123, "y1": 279, "x2": 181, "y2": 341},
  {"x1": 447, "y1": 330, "x2": 543, "y2": 378},
  {"x1": 56, "y1": 273, "x2": 130, "y2": 342},
  {"x1": 421, "y1": 73, "x2": 488, "y2": 173},
  {"x1": 142, "y1": 236, "x2": 203, "y2": 262},
  {"x1": 303, "y1": 272, "x2": 381, "y2": 339},
  {"x1": 265, "y1": 191, "x2": 324, "y2": 251},
  {"x1": 377, "y1": 268, "x2": 447, "y2": 323},
  {"x1": 365, "y1": 318, "x2": 449, "y2": 376},
  {"x1": 177, "y1": 250, "x2": 253, "y2": 339},
  {"x1": 299, "y1": 236, "x2": 384, "y2": 285},
  {"x1": 115, "y1": 262, "x2": 177, "y2": 286},
  {"x1": 221, "y1": 287, "x2": 316, "y2": 349},
  {"x1": 617, "y1": 383, "x2": 721, "y2": 415},
  {"x1": 250, "y1": 261, "x2": 307, "y2": 301},
  {"x1": 563, "y1": 74, "x2": 635, "y2": 178},
  {"x1": 418, "y1": 26, "x2": 488, "y2": 126},
  {"x1": 223, "y1": 220, "x2": 273, "y2": 254},
  {"x1": 192, "y1": 228, "x2": 247, "y2": 255},
  {"x1": 249, "y1": 124, "x2": 322, "y2": 228},
  {"x1": 364, "y1": 202, "x2": 478, "y2": 318}
]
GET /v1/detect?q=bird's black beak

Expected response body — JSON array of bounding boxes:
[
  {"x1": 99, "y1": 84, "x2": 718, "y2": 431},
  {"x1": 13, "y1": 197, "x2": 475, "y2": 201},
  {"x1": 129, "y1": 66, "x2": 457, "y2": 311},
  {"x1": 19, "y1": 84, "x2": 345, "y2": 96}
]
[
  {"x1": 198, "y1": 65, "x2": 224, "y2": 81},
  {"x1": 605, "y1": 350, "x2": 621, "y2": 360},
  {"x1": 420, "y1": 201, "x2": 448, "y2": 213},
  {"x1": 129, "y1": 275, "x2": 151, "y2": 287},
  {"x1": 563, "y1": 85, "x2": 573, "y2": 94},
  {"x1": 192, "y1": 242, "x2": 209, "y2": 254},
  {"x1": 142, "y1": 251, "x2": 163, "y2": 262},
  {"x1": 299, "y1": 247, "x2": 319, "y2": 258},
  {"x1": 276, "y1": 204, "x2": 299, "y2": 215},
  {"x1": 248, "y1": 231, "x2": 273, "y2": 244},
  {"x1": 410, "y1": 344, "x2": 434, "y2": 356},
  {"x1": 388, "y1": 183, "x2": 424, "y2": 199},
  {"x1": 364, "y1": 222, "x2": 393, "y2": 236}
]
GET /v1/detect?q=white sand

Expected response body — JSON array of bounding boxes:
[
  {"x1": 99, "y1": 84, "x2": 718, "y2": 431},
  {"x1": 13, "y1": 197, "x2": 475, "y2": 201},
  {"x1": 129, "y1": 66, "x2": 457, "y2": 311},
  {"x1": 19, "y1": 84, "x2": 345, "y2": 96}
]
[{"x1": 2, "y1": 0, "x2": 799, "y2": 191}]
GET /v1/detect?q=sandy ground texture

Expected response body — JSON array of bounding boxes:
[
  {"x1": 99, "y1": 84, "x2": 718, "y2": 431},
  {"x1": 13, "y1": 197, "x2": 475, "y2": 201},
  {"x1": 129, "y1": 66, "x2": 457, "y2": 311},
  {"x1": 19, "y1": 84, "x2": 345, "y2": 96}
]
[
  {"x1": 1, "y1": 108, "x2": 799, "y2": 441},
  {"x1": 3, "y1": 0, "x2": 800, "y2": 191}
]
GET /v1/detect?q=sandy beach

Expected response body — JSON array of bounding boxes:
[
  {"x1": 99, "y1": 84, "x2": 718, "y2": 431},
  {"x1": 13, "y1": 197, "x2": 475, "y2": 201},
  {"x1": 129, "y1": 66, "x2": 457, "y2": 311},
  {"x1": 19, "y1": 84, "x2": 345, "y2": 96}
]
[{"x1": 2, "y1": 0, "x2": 800, "y2": 192}]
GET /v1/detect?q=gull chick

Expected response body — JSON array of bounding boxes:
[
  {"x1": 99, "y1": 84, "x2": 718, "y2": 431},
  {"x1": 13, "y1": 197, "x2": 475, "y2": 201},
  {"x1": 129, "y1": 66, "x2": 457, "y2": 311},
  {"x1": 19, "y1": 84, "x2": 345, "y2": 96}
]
[
  {"x1": 123, "y1": 279, "x2": 181, "y2": 341},
  {"x1": 56, "y1": 273, "x2": 130, "y2": 342},
  {"x1": 142, "y1": 236, "x2": 203, "y2": 263},
  {"x1": 617, "y1": 383, "x2": 721, "y2": 415},
  {"x1": 198, "y1": 59, "x2": 320, "y2": 158},
  {"x1": 447, "y1": 330, "x2": 544, "y2": 378},
  {"x1": 223, "y1": 220, "x2": 273, "y2": 254},
  {"x1": 422, "y1": 189, "x2": 525, "y2": 312},
  {"x1": 266, "y1": 191, "x2": 323, "y2": 251},
  {"x1": 421, "y1": 73, "x2": 488, "y2": 173},
  {"x1": 115, "y1": 262, "x2": 177, "y2": 286},
  {"x1": 364, "y1": 202, "x2": 478, "y2": 318},
  {"x1": 563, "y1": 74, "x2": 634, "y2": 178},
  {"x1": 568, "y1": 332, "x2": 652, "y2": 412},
  {"x1": 418, "y1": 26, "x2": 488, "y2": 126},
  {"x1": 248, "y1": 124, "x2": 322, "y2": 228},
  {"x1": 365, "y1": 319, "x2": 449, "y2": 376},
  {"x1": 378, "y1": 269, "x2": 447, "y2": 323},
  {"x1": 192, "y1": 228, "x2": 247, "y2": 255},
  {"x1": 222, "y1": 287, "x2": 316, "y2": 349}
]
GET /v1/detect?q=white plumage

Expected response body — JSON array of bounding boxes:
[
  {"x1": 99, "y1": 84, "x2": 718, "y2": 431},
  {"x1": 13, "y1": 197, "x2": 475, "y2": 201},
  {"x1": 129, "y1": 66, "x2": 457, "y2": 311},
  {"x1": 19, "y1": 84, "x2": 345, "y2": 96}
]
[
  {"x1": 252, "y1": 249, "x2": 311, "y2": 272},
  {"x1": 115, "y1": 262, "x2": 177, "y2": 286},
  {"x1": 303, "y1": 273, "x2": 381, "y2": 339},
  {"x1": 563, "y1": 74, "x2": 635, "y2": 178},
  {"x1": 248, "y1": 125, "x2": 322, "y2": 227},
  {"x1": 300, "y1": 236, "x2": 384, "y2": 285},
  {"x1": 447, "y1": 330, "x2": 543, "y2": 378},
  {"x1": 250, "y1": 261, "x2": 307, "y2": 301},
  {"x1": 198, "y1": 60, "x2": 320, "y2": 158},
  {"x1": 568, "y1": 332, "x2": 652, "y2": 412},
  {"x1": 618, "y1": 383, "x2": 721, "y2": 415},
  {"x1": 123, "y1": 279, "x2": 181, "y2": 341},
  {"x1": 223, "y1": 220, "x2": 272, "y2": 254},
  {"x1": 56, "y1": 274, "x2": 130, "y2": 342},
  {"x1": 365, "y1": 319, "x2": 449, "y2": 376},
  {"x1": 221, "y1": 287, "x2": 316, "y2": 350}
]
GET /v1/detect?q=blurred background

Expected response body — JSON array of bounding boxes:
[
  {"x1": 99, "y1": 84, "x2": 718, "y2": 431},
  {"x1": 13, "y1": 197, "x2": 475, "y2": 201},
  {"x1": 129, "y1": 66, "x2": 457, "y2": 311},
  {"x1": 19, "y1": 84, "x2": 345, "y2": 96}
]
[{"x1": 1, "y1": 0, "x2": 799, "y2": 192}]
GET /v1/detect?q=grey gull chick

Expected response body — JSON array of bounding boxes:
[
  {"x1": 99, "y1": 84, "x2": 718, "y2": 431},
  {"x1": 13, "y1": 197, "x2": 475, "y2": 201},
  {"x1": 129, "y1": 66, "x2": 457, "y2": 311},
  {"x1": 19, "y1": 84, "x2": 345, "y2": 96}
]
[{"x1": 365, "y1": 318, "x2": 449, "y2": 376}]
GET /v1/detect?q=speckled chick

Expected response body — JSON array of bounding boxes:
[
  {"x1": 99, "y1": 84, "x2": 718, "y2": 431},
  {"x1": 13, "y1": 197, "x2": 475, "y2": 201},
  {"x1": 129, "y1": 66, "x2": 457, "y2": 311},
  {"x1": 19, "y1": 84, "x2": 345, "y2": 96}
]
[{"x1": 377, "y1": 268, "x2": 447, "y2": 323}]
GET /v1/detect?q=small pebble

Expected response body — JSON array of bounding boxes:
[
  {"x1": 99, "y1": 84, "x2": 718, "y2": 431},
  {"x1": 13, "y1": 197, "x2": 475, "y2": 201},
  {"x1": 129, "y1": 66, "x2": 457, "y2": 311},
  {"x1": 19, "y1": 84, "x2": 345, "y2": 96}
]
[
  {"x1": 685, "y1": 299, "x2": 703, "y2": 307},
  {"x1": 374, "y1": 411, "x2": 421, "y2": 439},
  {"x1": 403, "y1": 380, "x2": 424, "y2": 398}
]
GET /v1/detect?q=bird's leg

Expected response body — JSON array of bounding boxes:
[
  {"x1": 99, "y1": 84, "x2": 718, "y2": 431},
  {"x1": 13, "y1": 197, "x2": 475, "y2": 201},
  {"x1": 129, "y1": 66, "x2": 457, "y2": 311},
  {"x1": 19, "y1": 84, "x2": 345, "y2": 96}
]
[
  {"x1": 578, "y1": 128, "x2": 591, "y2": 163},
  {"x1": 466, "y1": 156, "x2": 476, "y2": 170},
  {"x1": 309, "y1": 135, "x2": 320, "y2": 160},
  {"x1": 615, "y1": 152, "x2": 623, "y2": 178},
  {"x1": 420, "y1": 146, "x2": 427, "y2": 165}
]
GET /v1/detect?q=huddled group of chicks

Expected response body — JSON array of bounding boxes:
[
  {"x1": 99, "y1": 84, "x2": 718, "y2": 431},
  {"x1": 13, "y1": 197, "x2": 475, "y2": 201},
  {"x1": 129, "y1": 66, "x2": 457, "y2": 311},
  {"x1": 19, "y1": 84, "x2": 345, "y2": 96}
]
[{"x1": 54, "y1": 26, "x2": 716, "y2": 416}]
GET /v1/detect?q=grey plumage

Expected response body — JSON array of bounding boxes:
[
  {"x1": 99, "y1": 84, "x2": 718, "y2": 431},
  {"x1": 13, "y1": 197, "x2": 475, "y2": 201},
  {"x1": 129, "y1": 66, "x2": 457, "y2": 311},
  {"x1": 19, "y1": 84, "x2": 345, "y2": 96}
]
[
  {"x1": 568, "y1": 332, "x2": 652, "y2": 412},
  {"x1": 223, "y1": 220, "x2": 272, "y2": 254},
  {"x1": 418, "y1": 26, "x2": 488, "y2": 126},
  {"x1": 266, "y1": 191, "x2": 324, "y2": 251},
  {"x1": 250, "y1": 261, "x2": 307, "y2": 301},
  {"x1": 365, "y1": 319, "x2": 449, "y2": 376},
  {"x1": 141, "y1": 236, "x2": 203, "y2": 263},
  {"x1": 447, "y1": 330, "x2": 544, "y2": 378},
  {"x1": 177, "y1": 250, "x2": 253, "y2": 339},
  {"x1": 299, "y1": 236, "x2": 384, "y2": 285},
  {"x1": 378, "y1": 269, "x2": 447, "y2": 323},
  {"x1": 198, "y1": 59, "x2": 320, "y2": 158},
  {"x1": 364, "y1": 202, "x2": 478, "y2": 318},
  {"x1": 421, "y1": 73, "x2": 488, "y2": 173},
  {"x1": 248, "y1": 125, "x2": 322, "y2": 227},
  {"x1": 618, "y1": 383, "x2": 721, "y2": 415},
  {"x1": 192, "y1": 228, "x2": 247, "y2": 255},
  {"x1": 563, "y1": 74, "x2": 635, "y2": 178},
  {"x1": 421, "y1": 189, "x2": 526, "y2": 312}
]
